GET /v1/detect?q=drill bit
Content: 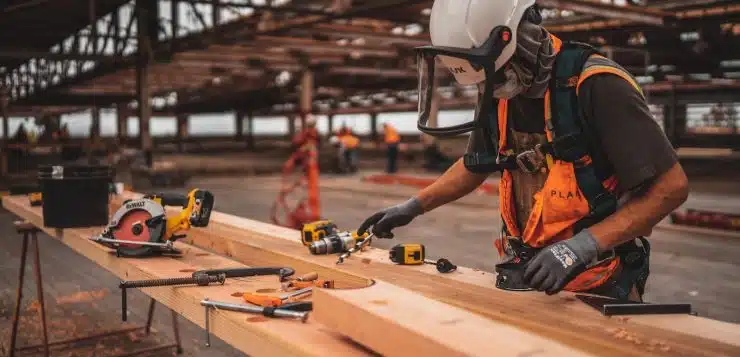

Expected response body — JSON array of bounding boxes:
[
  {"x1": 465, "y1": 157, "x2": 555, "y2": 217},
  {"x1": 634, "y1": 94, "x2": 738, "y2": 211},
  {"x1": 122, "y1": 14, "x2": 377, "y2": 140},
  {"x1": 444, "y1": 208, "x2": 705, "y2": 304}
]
[{"x1": 336, "y1": 233, "x2": 374, "y2": 264}]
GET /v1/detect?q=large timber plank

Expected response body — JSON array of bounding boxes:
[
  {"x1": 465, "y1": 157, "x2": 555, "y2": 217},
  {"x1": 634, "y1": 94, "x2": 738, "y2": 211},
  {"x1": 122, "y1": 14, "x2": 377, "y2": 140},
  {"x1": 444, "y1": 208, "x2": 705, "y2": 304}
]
[
  {"x1": 112, "y1": 192, "x2": 740, "y2": 357},
  {"x1": 1, "y1": 195, "x2": 372, "y2": 357},
  {"x1": 313, "y1": 280, "x2": 595, "y2": 357},
  {"x1": 140, "y1": 195, "x2": 740, "y2": 357}
]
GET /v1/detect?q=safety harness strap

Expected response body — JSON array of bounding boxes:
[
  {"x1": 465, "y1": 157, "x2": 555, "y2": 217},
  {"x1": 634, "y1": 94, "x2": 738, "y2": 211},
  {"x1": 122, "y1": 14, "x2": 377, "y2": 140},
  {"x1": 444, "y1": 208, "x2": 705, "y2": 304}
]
[
  {"x1": 463, "y1": 100, "x2": 511, "y2": 173},
  {"x1": 550, "y1": 43, "x2": 618, "y2": 229}
]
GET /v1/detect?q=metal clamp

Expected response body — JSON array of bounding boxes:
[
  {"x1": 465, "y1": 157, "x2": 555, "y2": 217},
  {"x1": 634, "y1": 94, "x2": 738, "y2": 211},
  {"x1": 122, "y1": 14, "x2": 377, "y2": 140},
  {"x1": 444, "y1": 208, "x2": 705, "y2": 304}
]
[{"x1": 201, "y1": 298, "x2": 309, "y2": 347}]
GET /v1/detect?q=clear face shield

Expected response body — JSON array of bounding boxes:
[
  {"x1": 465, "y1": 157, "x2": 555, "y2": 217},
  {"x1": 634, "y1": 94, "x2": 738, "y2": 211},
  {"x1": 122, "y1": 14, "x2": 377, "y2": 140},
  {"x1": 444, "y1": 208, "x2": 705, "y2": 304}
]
[{"x1": 415, "y1": 26, "x2": 513, "y2": 138}]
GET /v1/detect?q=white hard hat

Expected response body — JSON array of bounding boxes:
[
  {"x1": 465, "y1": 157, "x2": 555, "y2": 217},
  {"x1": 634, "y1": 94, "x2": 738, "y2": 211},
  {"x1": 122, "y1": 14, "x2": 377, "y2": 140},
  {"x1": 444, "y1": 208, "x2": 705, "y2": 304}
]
[
  {"x1": 329, "y1": 136, "x2": 340, "y2": 145},
  {"x1": 413, "y1": 0, "x2": 538, "y2": 137},
  {"x1": 429, "y1": 0, "x2": 536, "y2": 84}
]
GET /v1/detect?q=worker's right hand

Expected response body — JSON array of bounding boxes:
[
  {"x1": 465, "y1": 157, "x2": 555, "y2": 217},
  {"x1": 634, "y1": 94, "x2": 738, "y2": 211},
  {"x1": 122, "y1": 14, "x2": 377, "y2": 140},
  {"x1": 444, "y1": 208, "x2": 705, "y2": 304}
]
[{"x1": 357, "y1": 197, "x2": 424, "y2": 239}]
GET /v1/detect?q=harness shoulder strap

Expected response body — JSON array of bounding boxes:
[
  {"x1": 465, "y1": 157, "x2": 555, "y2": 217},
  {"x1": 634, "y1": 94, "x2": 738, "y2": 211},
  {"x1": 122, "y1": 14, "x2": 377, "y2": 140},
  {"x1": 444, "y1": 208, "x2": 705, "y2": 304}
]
[
  {"x1": 549, "y1": 42, "x2": 617, "y2": 229},
  {"x1": 578, "y1": 56, "x2": 644, "y2": 97}
]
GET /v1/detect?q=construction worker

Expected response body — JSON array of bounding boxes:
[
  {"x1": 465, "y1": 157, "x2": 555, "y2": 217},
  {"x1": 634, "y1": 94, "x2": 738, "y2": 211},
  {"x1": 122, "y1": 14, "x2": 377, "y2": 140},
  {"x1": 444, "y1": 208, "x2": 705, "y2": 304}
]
[
  {"x1": 358, "y1": 1, "x2": 689, "y2": 302},
  {"x1": 382, "y1": 122, "x2": 401, "y2": 173},
  {"x1": 338, "y1": 128, "x2": 360, "y2": 173}
]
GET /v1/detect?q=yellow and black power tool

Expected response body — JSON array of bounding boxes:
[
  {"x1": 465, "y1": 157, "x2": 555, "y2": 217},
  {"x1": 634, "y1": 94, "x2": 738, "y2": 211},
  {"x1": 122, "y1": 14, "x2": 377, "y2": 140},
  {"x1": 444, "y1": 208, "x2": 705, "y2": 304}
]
[
  {"x1": 29, "y1": 192, "x2": 43, "y2": 206},
  {"x1": 389, "y1": 243, "x2": 457, "y2": 274},
  {"x1": 308, "y1": 230, "x2": 369, "y2": 255},
  {"x1": 301, "y1": 220, "x2": 338, "y2": 246},
  {"x1": 90, "y1": 189, "x2": 214, "y2": 257}
]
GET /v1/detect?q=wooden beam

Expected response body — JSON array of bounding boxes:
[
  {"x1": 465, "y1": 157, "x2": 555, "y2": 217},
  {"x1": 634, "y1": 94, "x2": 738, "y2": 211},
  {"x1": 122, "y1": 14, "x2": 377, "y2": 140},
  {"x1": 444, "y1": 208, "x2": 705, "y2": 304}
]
[
  {"x1": 116, "y1": 103, "x2": 128, "y2": 141},
  {"x1": 137, "y1": 194, "x2": 740, "y2": 357},
  {"x1": 546, "y1": 2, "x2": 740, "y2": 33},
  {"x1": 313, "y1": 281, "x2": 595, "y2": 357},
  {"x1": 327, "y1": 67, "x2": 416, "y2": 79},
  {"x1": 264, "y1": 97, "x2": 475, "y2": 116},
  {"x1": 537, "y1": 0, "x2": 672, "y2": 26},
  {"x1": 251, "y1": 36, "x2": 400, "y2": 58},
  {"x1": 0, "y1": 195, "x2": 373, "y2": 357},
  {"x1": 295, "y1": 23, "x2": 430, "y2": 46}
]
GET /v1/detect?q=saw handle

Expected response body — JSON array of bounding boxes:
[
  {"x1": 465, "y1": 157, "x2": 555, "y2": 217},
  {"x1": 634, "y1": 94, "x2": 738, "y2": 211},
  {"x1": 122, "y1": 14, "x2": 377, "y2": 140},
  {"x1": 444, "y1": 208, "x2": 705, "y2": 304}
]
[{"x1": 146, "y1": 193, "x2": 190, "y2": 208}]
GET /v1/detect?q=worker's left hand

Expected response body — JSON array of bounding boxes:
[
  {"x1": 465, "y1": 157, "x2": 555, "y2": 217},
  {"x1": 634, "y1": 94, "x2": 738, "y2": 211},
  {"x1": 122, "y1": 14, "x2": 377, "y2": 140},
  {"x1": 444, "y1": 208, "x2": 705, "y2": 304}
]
[{"x1": 523, "y1": 229, "x2": 601, "y2": 295}]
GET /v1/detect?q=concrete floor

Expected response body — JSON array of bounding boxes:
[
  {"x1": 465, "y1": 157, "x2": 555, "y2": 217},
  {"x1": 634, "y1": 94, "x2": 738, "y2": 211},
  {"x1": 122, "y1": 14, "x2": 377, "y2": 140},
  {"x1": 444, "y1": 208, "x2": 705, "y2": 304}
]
[{"x1": 1, "y1": 172, "x2": 739, "y2": 357}]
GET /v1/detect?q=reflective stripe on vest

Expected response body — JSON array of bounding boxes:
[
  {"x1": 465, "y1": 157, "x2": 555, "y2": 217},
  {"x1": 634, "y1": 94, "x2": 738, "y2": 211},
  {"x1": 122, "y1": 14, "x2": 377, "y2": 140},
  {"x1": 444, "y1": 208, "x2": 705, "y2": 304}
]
[{"x1": 496, "y1": 35, "x2": 638, "y2": 292}]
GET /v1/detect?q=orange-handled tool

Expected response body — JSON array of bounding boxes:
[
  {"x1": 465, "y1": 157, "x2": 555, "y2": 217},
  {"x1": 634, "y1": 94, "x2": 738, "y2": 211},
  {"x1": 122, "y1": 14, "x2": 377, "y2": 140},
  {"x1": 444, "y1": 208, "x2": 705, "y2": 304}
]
[
  {"x1": 242, "y1": 294, "x2": 283, "y2": 308},
  {"x1": 281, "y1": 272, "x2": 320, "y2": 291},
  {"x1": 295, "y1": 272, "x2": 319, "y2": 282},
  {"x1": 243, "y1": 287, "x2": 313, "y2": 307},
  {"x1": 286, "y1": 280, "x2": 335, "y2": 290}
]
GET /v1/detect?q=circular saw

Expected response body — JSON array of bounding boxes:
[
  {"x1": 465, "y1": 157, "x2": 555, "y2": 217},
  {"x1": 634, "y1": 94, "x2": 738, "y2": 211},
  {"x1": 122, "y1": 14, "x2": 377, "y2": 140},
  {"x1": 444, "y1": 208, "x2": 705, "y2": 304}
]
[{"x1": 90, "y1": 189, "x2": 214, "y2": 257}]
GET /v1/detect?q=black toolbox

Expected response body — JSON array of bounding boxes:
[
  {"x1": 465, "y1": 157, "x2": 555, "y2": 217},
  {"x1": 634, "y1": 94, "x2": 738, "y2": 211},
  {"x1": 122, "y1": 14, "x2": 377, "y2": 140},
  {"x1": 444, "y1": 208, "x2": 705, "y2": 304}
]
[{"x1": 38, "y1": 165, "x2": 114, "y2": 228}]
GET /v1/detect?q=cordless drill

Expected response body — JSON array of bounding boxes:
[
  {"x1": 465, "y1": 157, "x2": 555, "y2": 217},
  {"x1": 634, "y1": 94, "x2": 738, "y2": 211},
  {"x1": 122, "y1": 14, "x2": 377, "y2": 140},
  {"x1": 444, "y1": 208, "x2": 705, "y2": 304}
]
[{"x1": 308, "y1": 231, "x2": 368, "y2": 255}]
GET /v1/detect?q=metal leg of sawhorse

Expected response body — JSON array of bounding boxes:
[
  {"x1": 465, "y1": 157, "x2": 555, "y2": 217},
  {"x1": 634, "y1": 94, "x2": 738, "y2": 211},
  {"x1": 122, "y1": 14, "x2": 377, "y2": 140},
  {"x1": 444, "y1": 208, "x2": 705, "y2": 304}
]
[
  {"x1": 8, "y1": 220, "x2": 183, "y2": 356},
  {"x1": 10, "y1": 221, "x2": 49, "y2": 357}
]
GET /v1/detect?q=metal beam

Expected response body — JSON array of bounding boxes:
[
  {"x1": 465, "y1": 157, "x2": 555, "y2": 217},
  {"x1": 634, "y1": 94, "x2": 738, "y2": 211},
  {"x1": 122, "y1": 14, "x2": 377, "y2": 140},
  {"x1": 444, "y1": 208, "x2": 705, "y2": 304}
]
[
  {"x1": 137, "y1": 0, "x2": 157, "y2": 167},
  {"x1": 17, "y1": 93, "x2": 136, "y2": 106},
  {"x1": 0, "y1": 50, "x2": 120, "y2": 62}
]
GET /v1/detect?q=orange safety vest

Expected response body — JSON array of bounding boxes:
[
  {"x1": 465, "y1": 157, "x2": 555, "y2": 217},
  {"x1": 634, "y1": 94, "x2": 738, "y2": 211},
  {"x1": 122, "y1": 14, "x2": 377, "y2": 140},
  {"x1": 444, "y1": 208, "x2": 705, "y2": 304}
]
[
  {"x1": 495, "y1": 35, "x2": 644, "y2": 292},
  {"x1": 384, "y1": 125, "x2": 400, "y2": 144},
  {"x1": 340, "y1": 134, "x2": 360, "y2": 149}
]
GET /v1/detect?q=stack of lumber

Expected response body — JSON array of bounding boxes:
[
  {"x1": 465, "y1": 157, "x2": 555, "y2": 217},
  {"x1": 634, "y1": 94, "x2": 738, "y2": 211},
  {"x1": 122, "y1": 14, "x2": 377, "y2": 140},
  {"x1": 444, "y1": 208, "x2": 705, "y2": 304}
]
[{"x1": 3, "y1": 192, "x2": 740, "y2": 357}]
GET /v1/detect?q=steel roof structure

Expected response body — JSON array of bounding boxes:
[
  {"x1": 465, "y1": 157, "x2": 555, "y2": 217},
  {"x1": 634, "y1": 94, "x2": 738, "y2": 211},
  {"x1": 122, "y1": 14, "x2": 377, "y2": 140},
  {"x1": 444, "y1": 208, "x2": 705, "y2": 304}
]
[{"x1": 0, "y1": 0, "x2": 738, "y2": 120}]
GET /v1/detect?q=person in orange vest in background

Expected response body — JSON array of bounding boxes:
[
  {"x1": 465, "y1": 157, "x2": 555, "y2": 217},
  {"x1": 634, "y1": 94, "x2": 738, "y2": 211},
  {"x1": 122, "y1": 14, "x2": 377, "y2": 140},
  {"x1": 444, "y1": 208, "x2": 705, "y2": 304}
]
[
  {"x1": 382, "y1": 122, "x2": 401, "y2": 174},
  {"x1": 358, "y1": 1, "x2": 689, "y2": 302},
  {"x1": 338, "y1": 127, "x2": 360, "y2": 173}
]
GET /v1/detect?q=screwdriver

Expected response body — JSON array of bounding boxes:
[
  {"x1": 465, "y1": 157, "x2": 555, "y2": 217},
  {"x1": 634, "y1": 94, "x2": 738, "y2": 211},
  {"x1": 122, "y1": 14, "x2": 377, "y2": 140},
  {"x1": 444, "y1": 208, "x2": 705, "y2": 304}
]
[{"x1": 243, "y1": 287, "x2": 313, "y2": 307}]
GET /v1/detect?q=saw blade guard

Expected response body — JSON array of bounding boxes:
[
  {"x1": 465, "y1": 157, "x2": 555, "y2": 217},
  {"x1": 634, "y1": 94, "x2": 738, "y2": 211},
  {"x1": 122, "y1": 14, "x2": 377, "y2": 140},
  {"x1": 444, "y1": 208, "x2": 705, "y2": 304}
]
[{"x1": 105, "y1": 199, "x2": 167, "y2": 255}]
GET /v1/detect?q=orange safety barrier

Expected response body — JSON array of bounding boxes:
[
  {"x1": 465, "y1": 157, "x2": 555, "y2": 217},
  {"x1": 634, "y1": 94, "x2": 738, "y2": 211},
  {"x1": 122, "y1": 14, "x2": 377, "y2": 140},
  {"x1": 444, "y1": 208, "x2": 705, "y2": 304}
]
[
  {"x1": 271, "y1": 130, "x2": 321, "y2": 229},
  {"x1": 362, "y1": 174, "x2": 499, "y2": 196}
]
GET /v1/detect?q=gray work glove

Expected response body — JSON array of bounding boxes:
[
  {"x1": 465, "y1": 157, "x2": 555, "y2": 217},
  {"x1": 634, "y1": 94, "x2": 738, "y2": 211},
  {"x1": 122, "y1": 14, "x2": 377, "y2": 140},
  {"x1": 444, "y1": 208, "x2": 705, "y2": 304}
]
[
  {"x1": 357, "y1": 197, "x2": 424, "y2": 239},
  {"x1": 523, "y1": 229, "x2": 601, "y2": 295}
]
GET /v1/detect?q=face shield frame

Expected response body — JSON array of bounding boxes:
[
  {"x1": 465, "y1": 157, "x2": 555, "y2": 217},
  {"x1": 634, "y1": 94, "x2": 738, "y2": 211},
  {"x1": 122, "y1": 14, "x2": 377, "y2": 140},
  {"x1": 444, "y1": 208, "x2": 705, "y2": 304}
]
[{"x1": 414, "y1": 26, "x2": 513, "y2": 137}]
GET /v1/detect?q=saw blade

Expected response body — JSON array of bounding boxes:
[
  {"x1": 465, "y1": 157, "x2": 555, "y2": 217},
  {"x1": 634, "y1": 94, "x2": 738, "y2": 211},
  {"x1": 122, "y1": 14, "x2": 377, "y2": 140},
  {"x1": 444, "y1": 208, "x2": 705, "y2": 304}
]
[{"x1": 112, "y1": 209, "x2": 155, "y2": 249}]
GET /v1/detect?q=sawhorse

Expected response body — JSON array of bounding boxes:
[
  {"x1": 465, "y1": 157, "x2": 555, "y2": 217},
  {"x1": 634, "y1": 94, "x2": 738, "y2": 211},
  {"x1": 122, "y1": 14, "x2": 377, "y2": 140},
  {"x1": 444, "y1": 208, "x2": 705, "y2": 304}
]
[{"x1": 8, "y1": 221, "x2": 183, "y2": 356}]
